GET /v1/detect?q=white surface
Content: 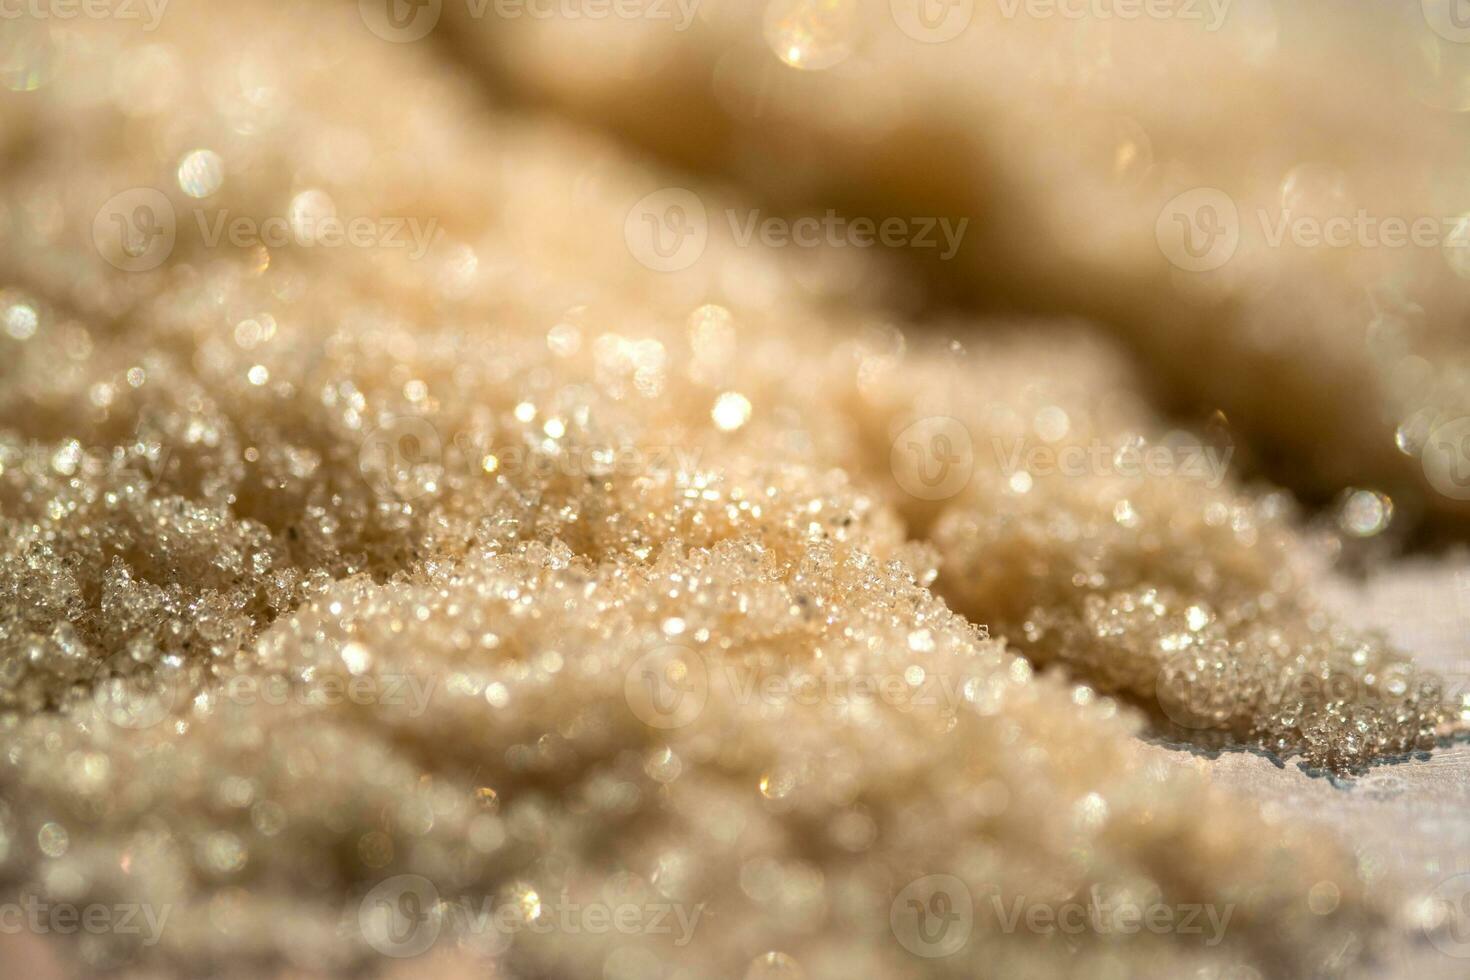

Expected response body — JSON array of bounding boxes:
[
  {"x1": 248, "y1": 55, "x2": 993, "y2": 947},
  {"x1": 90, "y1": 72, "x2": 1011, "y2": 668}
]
[{"x1": 1144, "y1": 553, "x2": 1470, "y2": 978}]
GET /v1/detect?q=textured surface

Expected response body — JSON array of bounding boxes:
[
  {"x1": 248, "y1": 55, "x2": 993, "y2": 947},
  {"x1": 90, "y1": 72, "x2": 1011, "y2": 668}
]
[
  {"x1": 1203, "y1": 556, "x2": 1470, "y2": 979},
  {"x1": 0, "y1": 2, "x2": 1466, "y2": 978}
]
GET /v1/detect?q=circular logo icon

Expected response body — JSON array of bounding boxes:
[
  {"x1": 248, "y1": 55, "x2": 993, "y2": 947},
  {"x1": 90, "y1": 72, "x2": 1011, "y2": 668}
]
[
  {"x1": 624, "y1": 644, "x2": 708, "y2": 729},
  {"x1": 358, "y1": 0, "x2": 442, "y2": 42},
  {"x1": 763, "y1": 0, "x2": 858, "y2": 70},
  {"x1": 890, "y1": 0, "x2": 974, "y2": 43},
  {"x1": 1423, "y1": 416, "x2": 1470, "y2": 500},
  {"x1": 1424, "y1": 0, "x2": 1470, "y2": 43},
  {"x1": 1155, "y1": 187, "x2": 1240, "y2": 272},
  {"x1": 1155, "y1": 652, "x2": 1237, "y2": 732},
  {"x1": 1424, "y1": 872, "x2": 1470, "y2": 957},
  {"x1": 891, "y1": 874, "x2": 973, "y2": 958},
  {"x1": 360, "y1": 875, "x2": 442, "y2": 958},
  {"x1": 93, "y1": 188, "x2": 176, "y2": 273},
  {"x1": 890, "y1": 416, "x2": 973, "y2": 501},
  {"x1": 359, "y1": 416, "x2": 444, "y2": 502},
  {"x1": 90, "y1": 649, "x2": 179, "y2": 730},
  {"x1": 625, "y1": 188, "x2": 708, "y2": 273}
]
